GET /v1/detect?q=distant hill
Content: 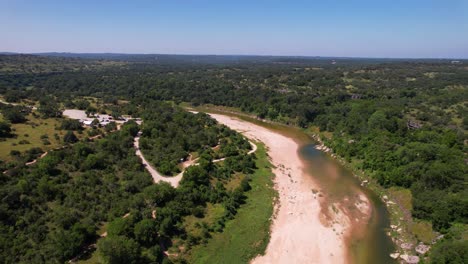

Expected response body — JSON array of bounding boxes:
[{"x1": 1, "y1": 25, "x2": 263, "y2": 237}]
[
  {"x1": 0, "y1": 53, "x2": 466, "y2": 70},
  {"x1": 0, "y1": 54, "x2": 125, "y2": 74},
  {"x1": 32, "y1": 52, "x2": 464, "y2": 65}
]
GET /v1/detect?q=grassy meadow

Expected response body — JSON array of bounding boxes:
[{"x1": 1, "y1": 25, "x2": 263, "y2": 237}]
[{"x1": 0, "y1": 113, "x2": 88, "y2": 162}]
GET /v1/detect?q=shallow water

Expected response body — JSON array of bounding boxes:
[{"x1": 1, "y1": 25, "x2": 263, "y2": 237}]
[{"x1": 300, "y1": 144, "x2": 395, "y2": 264}]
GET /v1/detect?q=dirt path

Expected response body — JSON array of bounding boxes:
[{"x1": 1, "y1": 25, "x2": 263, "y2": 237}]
[
  {"x1": 209, "y1": 113, "x2": 350, "y2": 264},
  {"x1": 134, "y1": 136, "x2": 184, "y2": 187},
  {"x1": 25, "y1": 151, "x2": 48, "y2": 166}
]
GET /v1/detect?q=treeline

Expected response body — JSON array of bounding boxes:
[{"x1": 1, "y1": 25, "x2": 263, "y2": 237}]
[
  {"x1": 0, "y1": 54, "x2": 125, "y2": 74},
  {"x1": 321, "y1": 102, "x2": 466, "y2": 229}
]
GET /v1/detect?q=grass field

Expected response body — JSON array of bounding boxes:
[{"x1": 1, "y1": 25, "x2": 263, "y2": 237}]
[
  {"x1": 187, "y1": 143, "x2": 276, "y2": 264},
  {"x1": 0, "y1": 114, "x2": 62, "y2": 160},
  {"x1": 0, "y1": 113, "x2": 87, "y2": 162}
]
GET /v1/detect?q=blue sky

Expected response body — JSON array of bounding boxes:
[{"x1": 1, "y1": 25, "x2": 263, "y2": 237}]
[{"x1": 1, "y1": 0, "x2": 467, "y2": 58}]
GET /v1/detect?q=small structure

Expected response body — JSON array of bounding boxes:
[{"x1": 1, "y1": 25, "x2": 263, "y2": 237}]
[{"x1": 82, "y1": 120, "x2": 93, "y2": 126}]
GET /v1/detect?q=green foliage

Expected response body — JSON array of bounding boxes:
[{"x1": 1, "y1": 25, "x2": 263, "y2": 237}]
[
  {"x1": 189, "y1": 144, "x2": 274, "y2": 263},
  {"x1": 0, "y1": 126, "x2": 153, "y2": 262},
  {"x1": 0, "y1": 121, "x2": 12, "y2": 137},
  {"x1": 1, "y1": 106, "x2": 27, "y2": 123},
  {"x1": 107, "y1": 218, "x2": 133, "y2": 237},
  {"x1": 1, "y1": 54, "x2": 467, "y2": 261},
  {"x1": 61, "y1": 119, "x2": 83, "y2": 130},
  {"x1": 75, "y1": 99, "x2": 91, "y2": 110},
  {"x1": 139, "y1": 102, "x2": 251, "y2": 175},
  {"x1": 64, "y1": 130, "x2": 78, "y2": 143},
  {"x1": 134, "y1": 219, "x2": 158, "y2": 246},
  {"x1": 3, "y1": 90, "x2": 23, "y2": 102},
  {"x1": 97, "y1": 236, "x2": 141, "y2": 264},
  {"x1": 38, "y1": 98, "x2": 62, "y2": 118},
  {"x1": 430, "y1": 239, "x2": 468, "y2": 264},
  {"x1": 143, "y1": 182, "x2": 176, "y2": 207},
  {"x1": 0, "y1": 100, "x2": 255, "y2": 263}
]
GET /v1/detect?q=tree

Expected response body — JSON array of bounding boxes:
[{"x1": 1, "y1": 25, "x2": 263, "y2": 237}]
[
  {"x1": 61, "y1": 119, "x2": 83, "y2": 130},
  {"x1": 143, "y1": 245, "x2": 164, "y2": 263},
  {"x1": 0, "y1": 122, "x2": 12, "y2": 137},
  {"x1": 2, "y1": 108, "x2": 27, "y2": 123},
  {"x1": 97, "y1": 236, "x2": 141, "y2": 264},
  {"x1": 134, "y1": 219, "x2": 158, "y2": 246},
  {"x1": 430, "y1": 239, "x2": 468, "y2": 264},
  {"x1": 4, "y1": 90, "x2": 22, "y2": 103},
  {"x1": 121, "y1": 120, "x2": 139, "y2": 137},
  {"x1": 47, "y1": 229, "x2": 84, "y2": 263},
  {"x1": 143, "y1": 182, "x2": 176, "y2": 207},
  {"x1": 64, "y1": 131, "x2": 78, "y2": 143},
  {"x1": 38, "y1": 99, "x2": 62, "y2": 118},
  {"x1": 75, "y1": 100, "x2": 90, "y2": 110},
  {"x1": 368, "y1": 110, "x2": 388, "y2": 130},
  {"x1": 86, "y1": 106, "x2": 97, "y2": 117},
  {"x1": 107, "y1": 218, "x2": 132, "y2": 237}
]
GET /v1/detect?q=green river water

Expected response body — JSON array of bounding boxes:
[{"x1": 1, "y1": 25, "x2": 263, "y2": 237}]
[{"x1": 300, "y1": 144, "x2": 395, "y2": 263}]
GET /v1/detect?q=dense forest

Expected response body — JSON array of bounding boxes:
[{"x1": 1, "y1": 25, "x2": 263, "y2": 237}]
[
  {"x1": 139, "y1": 103, "x2": 251, "y2": 175},
  {"x1": 0, "y1": 54, "x2": 466, "y2": 262},
  {"x1": 0, "y1": 98, "x2": 256, "y2": 263}
]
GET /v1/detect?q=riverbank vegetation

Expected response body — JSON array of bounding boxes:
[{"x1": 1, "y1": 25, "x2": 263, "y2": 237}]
[
  {"x1": 187, "y1": 143, "x2": 275, "y2": 264},
  {"x1": 0, "y1": 54, "x2": 466, "y2": 262}
]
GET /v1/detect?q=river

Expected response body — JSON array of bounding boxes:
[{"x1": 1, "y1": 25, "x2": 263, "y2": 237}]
[
  {"x1": 205, "y1": 109, "x2": 396, "y2": 263},
  {"x1": 300, "y1": 145, "x2": 395, "y2": 263}
]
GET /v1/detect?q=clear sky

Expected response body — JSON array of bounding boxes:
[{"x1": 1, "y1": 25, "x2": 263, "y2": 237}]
[{"x1": 1, "y1": 0, "x2": 467, "y2": 58}]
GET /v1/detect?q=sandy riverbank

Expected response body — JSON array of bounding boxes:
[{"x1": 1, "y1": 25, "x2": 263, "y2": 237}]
[{"x1": 209, "y1": 113, "x2": 353, "y2": 264}]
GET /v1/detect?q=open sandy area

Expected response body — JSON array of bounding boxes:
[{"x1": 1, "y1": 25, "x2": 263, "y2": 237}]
[
  {"x1": 63, "y1": 109, "x2": 89, "y2": 120},
  {"x1": 209, "y1": 113, "x2": 348, "y2": 264}
]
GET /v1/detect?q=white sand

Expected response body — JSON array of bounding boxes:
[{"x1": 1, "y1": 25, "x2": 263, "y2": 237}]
[{"x1": 209, "y1": 113, "x2": 347, "y2": 264}]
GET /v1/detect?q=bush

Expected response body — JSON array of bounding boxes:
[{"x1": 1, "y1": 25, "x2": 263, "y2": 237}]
[
  {"x1": 61, "y1": 119, "x2": 83, "y2": 131},
  {"x1": 63, "y1": 131, "x2": 78, "y2": 143},
  {"x1": 0, "y1": 122, "x2": 12, "y2": 138},
  {"x1": 10, "y1": 150, "x2": 20, "y2": 156}
]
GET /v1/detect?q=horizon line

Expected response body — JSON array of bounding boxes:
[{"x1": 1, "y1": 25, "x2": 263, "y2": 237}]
[{"x1": 1, "y1": 51, "x2": 467, "y2": 60}]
